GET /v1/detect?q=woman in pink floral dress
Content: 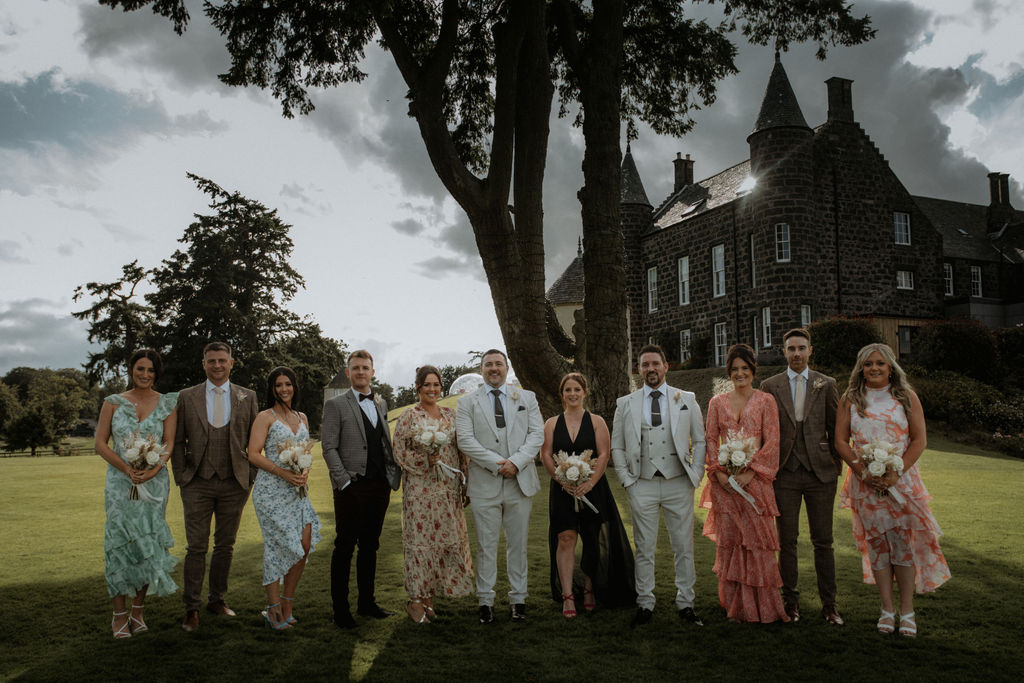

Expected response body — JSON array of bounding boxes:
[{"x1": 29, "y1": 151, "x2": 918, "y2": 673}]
[
  {"x1": 700, "y1": 344, "x2": 789, "y2": 623},
  {"x1": 392, "y1": 365, "x2": 474, "y2": 623},
  {"x1": 836, "y1": 344, "x2": 950, "y2": 638}
]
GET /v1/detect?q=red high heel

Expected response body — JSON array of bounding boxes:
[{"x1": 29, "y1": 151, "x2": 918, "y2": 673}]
[{"x1": 561, "y1": 593, "x2": 577, "y2": 618}]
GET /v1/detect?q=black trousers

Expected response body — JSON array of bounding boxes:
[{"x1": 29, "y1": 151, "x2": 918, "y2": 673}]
[{"x1": 331, "y1": 478, "x2": 391, "y2": 617}]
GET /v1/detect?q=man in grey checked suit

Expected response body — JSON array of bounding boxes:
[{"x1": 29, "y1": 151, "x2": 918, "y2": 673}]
[
  {"x1": 321, "y1": 349, "x2": 401, "y2": 629},
  {"x1": 455, "y1": 349, "x2": 543, "y2": 624}
]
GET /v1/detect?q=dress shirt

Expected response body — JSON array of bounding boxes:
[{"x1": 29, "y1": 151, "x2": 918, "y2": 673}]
[
  {"x1": 486, "y1": 383, "x2": 508, "y2": 414},
  {"x1": 352, "y1": 388, "x2": 379, "y2": 427},
  {"x1": 205, "y1": 379, "x2": 232, "y2": 426},
  {"x1": 642, "y1": 383, "x2": 668, "y2": 427},
  {"x1": 787, "y1": 368, "x2": 810, "y2": 404}
]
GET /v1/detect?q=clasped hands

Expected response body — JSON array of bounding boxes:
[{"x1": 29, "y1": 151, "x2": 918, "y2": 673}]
[
  {"x1": 561, "y1": 477, "x2": 595, "y2": 498},
  {"x1": 716, "y1": 469, "x2": 755, "y2": 489},
  {"x1": 864, "y1": 469, "x2": 899, "y2": 493},
  {"x1": 497, "y1": 459, "x2": 519, "y2": 478},
  {"x1": 128, "y1": 464, "x2": 163, "y2": 485},
  {"x1": 280, "y1": 469, "x2": 309, "y2": 487}
]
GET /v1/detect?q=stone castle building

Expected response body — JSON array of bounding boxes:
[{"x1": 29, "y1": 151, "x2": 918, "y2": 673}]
[{"x1": 548, "y1": 55, "x2": 1024, "y2": 367}]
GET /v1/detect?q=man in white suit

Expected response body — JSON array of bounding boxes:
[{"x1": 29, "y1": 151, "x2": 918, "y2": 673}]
[
  {"x1": 612, "y1": 344, "x2": 706, "y2": 627},
  {"x1": 456, "y1": 349, "x2": 544, "y2": 624}
]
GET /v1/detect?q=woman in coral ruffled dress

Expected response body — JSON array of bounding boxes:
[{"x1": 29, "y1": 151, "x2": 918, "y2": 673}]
[
  {"x1": 836, "y1": 343, "x2": 950, "y2": 638},
  {"x1": 701, "y1": 344, "x2": 789, "y2": 623}
]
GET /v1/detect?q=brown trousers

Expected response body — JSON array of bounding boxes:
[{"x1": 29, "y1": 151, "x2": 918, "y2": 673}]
[
  {"x1": 180, "y1": 475, "x2": 251, "y2": 611},
  {"x1": 773, "y1": 465, "x2": 838, "y2": 610}
]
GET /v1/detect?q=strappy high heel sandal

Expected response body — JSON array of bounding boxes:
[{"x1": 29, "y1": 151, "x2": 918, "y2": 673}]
[
  {"x1": 877, "y1": 608, "x2": 896, "y2": 635},
  {"x1": 281, "y1": 595, "x2": 297, "y2": 625},
  {"x1": 406, "y1": 599, "x2": 428, "y2": 624},
  {"x1": 112, "y1": 610, "x2": 131, "y2": 639},
  {"x1": 562, "y1": 593, "x2": 577, "y2": 619},
  {"x1": 583, "y1": 588, "x2": 596, "y2": 612},
  {"x1": 261, "y1": 602, "x2": 291, "y2": 630},
  {"x1": 899, "y1": 612, "x2": 917, "y2": 638},
  {"x1": 423, "y1": 600, "x2": 436, "y2": 622},
  {"x1": 129, "y1": 603, "x2": 148, "y2": 633}
]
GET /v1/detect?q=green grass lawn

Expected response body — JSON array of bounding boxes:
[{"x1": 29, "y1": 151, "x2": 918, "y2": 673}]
[{"x1": 1, "y1": 435, "x2": 1021, "y2": 682}]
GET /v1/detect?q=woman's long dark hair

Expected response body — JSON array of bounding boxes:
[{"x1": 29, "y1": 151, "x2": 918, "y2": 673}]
[{"x1": 266, "y1": 366, "x2": 300, "y2": 411}]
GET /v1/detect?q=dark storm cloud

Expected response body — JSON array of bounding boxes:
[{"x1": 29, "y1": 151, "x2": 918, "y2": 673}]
[
  {"x1": 390, "y1": 218, "x2": 426, "y2": 236},
  {"x1": 78, "y1": 0, "x2": 232, "y2": 92},
  {"x1": 412, "y1": 255, "x2": 481, "y2": 280},
  {"x1": 0, "y1": 299, "x2": 94, "y2": 374}
]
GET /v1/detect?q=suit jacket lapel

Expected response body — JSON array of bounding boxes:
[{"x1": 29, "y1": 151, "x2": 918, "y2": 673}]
[
  {"x1": 194, "y1": 384, "x2": 210, "y2": 435},
  {"x1": 776, "y1": 375, "x2": 797, "y2": 425},
  {"x1": 344, "y1": 391, "x2": 368, "y2": 443},
  {"x1": 630, "y1": 390, "x2": 644, "y2": 445},
  {"x1": 478, "y1": 386, "x2": 500, "y2": 438}
]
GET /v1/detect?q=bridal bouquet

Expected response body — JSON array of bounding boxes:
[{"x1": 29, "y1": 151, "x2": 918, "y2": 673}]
[
  {"x1": 856, "y1": 438, "x2": 905, "y2": 503},
  {"x1": 717, "y1": 430, "x2": 761, "y2": 513},
  {"x1": 552, "y1": 450, "x2": 598, "y2": 513},
  {"x1": 122, "y1": 431, "x2": 168, "y2": 501},
  {"x1": 277, "y1": 437, "x2": 314, "y2": 497},
  {"x1": 717, "y1": 430, "x2": 757, "y2": 475},
  {"x1": 410, "y1": 418, "x2": 464, "y2": 484}
]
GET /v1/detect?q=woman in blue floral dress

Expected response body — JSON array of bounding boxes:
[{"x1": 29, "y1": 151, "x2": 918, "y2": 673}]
[
  {"x1": 95, "y1": 349, "x2": 178, "y2": 639},
  {"x1": 247, "y1": 367, "x2": 322, "y2": 629}
]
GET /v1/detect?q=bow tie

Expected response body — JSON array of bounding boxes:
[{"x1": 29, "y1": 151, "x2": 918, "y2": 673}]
[{"x1": 359, "y1": 392, "x2": 374, "y2": 402}]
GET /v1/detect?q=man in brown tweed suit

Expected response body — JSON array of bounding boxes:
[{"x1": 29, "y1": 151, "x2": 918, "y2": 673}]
[{"x1": 171, "y1": 341, "x2": 259, "y2": 631}]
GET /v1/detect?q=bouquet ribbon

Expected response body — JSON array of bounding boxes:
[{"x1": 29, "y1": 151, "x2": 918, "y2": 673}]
[
  {"x1": 728, "y1": 475, "x2": 761, "y2": 515},
  {"x1": 573, "y1": 492, "x2": 599, "y2": 514},
  {"x1": 436, "y1": 461, "x2": 466, "y2": 486},
  {"x1": 879, "y1": 482, "x2": 906, "y2": 506},
  {"x1": 130, "y1": 478, "x2": 166, "y2": 505}
]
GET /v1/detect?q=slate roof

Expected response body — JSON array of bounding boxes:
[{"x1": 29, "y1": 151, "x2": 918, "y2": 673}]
[
  {"x1": 750, "y1": 52, "x2": 810, "y2": 135},
  {"x1": 547, "y1": 250, "x2": 585, "y2": 304},
  {"x1": 652, "y1": 160, "x2": 751, "y2": 230},
  {"x1": 621, "y1": 143, "x2": 652, "y2": 206},
  {"x1": 913, "y1": 196, "x2": 1024, "y2": 264}
]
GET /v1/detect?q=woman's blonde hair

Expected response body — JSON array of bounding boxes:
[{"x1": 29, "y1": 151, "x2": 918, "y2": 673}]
[{"x1": 843, "y1": 343, "x2": 914, "y2": 417}]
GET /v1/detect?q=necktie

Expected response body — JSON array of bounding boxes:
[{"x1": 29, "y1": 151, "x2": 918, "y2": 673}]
[
  {"x1": 794, "y1": 375, "x2": 806, "y2": 423},
  {"x1": 212, "y1": 386, "x2": 226, "y2": 428},
  {"x1": 492, "y1": 389, "x2": 505, "y2": 428},
  {"x1": 650, "y1": 389, "x2": 662, "y2": 427},
  {"x1": 359, "y1": 392, "x2": 374, "y2": 402}
]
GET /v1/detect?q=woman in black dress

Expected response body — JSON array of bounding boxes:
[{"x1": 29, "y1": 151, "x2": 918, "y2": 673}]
[{"x1": 540, "y1": 373, "x2": 636, "y2": 617}]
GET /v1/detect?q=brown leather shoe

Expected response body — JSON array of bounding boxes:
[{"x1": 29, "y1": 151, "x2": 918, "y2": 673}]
[
  {"x1": 181, "y1": 610, "x2": 200, "y2": 631},
  {"x1": 206, "y1": 601, "x2": 237, "y2": 617},
  {"x1": 822, "y1": 606, "x2": 845, "y2": 626}
]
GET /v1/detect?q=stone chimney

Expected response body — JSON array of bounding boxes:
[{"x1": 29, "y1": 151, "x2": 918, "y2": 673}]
[
  {"x1": 673, "y1": 153, "x2": 694, "y2": 192},
  {"x1": 825, "y1": 77, "x2": 854, "y2": 123},
  {"x1": 987, "y1": 171, "x2": 1016, "y2": 230}
]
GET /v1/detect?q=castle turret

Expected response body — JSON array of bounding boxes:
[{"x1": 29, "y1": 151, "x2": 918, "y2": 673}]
[{"x1": 620, "y1": 142, "x2": 653, "y2": 365}]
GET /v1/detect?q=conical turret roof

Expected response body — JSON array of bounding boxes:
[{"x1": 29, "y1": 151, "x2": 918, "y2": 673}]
[
  {"x1": 751, "y1": 52, "x2": 810, "y2": 135},
  {"x1": 621, "y1": 143, "x2": 652, "y2": 206}
]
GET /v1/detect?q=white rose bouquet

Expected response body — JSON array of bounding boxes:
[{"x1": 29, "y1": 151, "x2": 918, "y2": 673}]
[
  {"x1": 409, "y1": 416, "x2": 463, "y2": 483},
  {"x1": 121, "y1": 431, "x2": 168, "y2": 501},
  {"x1": 552, "y1": 450, "x2": 599, "y2": 513},
  {"x1": 277, "y1": 437, "x2": 315, "y2": 498},
  {"x1": 855, "y1": 438, "x2": 905, "y2": 504},
  {"x1": 717, "y1": 430, "x2": 757, "y2": 475}
]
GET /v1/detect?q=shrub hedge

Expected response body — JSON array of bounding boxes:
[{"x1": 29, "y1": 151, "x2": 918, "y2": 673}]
[
  {"x1": 913, "y1": 318, "x2": 999, "y2": 383},
  {"x1": 806, "y1": 316, "x2": 883, "y2": 369}
]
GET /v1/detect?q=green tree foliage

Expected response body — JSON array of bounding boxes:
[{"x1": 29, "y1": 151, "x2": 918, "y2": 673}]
[
  {"x1": 0, "y1": 381, "x2": 21, "y2": 437},
  {"x1": 73, "y1": 174, "x2": 346, "y2": 411},
  {"x1": 0, "y1": 370, "x2": 91, "y2": 454},
  {"x1": 995, "y1": 326, "x2": 1024, "y2": 390},
  {"x1": 72, "y1": 261, "x2": 153, "y2": 384},
  {"x1": 99, "y1": 0, "x2": 873, "y2": 418},
  {"x1": 4, "y1": 410, "x2": 57, "y2": 456},
  {"x1": 914, "y1": 318, "x2": 999, "y2": 384},
  {"x1": 807, "y1": 316, "x2": 883, "y2": 371}
]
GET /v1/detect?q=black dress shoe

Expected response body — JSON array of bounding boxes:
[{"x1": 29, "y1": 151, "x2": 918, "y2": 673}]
[
  {"x1": 510, "y1": 604, "x2": 527, "y2": 622},
  {"x1": 357, "y1": 605, "x2": 395, "y2": 619},
  {"x1": 822, "y1": 606, "x2": 845, "y2": 626},
  {"x1": 333, "y1": 612, "x2": 357, "y2": 629},
  {"x1": 678, "y1": 607, "x2": 703, "y2": 626},
  {"x1": 785, "y1": 604, "x2": 801, "y2": 623},
  {"x1": 478, "y1": 605, "x2": 494, "y2": 624},
  {"x1": 631, "y1": 607, "x2": 653, "y2": 628}
]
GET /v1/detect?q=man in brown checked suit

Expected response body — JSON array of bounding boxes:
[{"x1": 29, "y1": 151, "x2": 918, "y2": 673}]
[
  {"x1": 760, "y1": 328, "x2": 844, "y2": 626},
  {"x1": 171, "y1": 341, "x2": 259, "y2": 631}
]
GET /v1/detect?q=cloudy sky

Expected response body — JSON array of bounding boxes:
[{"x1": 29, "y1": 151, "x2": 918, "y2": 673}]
[{"x1": 1, "y1": 0, "x2": 1022, "y2": 389}]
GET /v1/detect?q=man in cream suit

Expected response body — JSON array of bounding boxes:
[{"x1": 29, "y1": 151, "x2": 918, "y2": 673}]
[
  {"x1": 456, "y1": 349, "x2": 543, "y2": 624},
  {"x1": 611, "y1": 344, "x2": 705, "y2": 627},
  {"x1": 172, "y1": 341, "x2": 259, "y2": 632},
  {"x1": 760, "y1": 328, "x2": 844, "y2": 626},
  {"x1": 321, "y1": 349, "x2": 402, "y2": 629}
]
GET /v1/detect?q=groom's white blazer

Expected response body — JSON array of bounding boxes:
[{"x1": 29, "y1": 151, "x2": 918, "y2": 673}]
[
  {"x1": 456, "y1": 384, "x2": 543, "y2": 498},
  {"x1": 611, "y1": 385, "x2": 706, "y2": 488}
]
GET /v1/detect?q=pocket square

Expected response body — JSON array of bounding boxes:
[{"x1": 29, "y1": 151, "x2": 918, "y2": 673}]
[
  {"x1": 517, "y1": 406, "x2": 526, "y2": 411},
  {"x1": 680, "y1": 404, "x2": 688, "y2": 410}
]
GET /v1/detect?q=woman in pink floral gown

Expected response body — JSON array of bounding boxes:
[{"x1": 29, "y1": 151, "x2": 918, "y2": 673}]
[
  {"x1": 700, "y1": 344, "x2": 789, "y2": 623},
  {"x1": 391, "y1": 365, "x2": 474, "y2": 623},
  {"x1": 836, "y1": 343, "x2": 949, "y2": 638}
]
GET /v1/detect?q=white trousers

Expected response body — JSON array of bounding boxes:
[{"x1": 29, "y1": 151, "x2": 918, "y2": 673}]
[
  {"x1": 470, "y1": 476, "x2": 533, "y2": 606},
  {"x1": 627, "y1": 476, "x2": 696, "y2": 610}
]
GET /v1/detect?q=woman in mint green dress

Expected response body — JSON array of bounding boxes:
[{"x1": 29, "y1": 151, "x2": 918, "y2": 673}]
[{"x1": 94, "y1": 349, "x2": 178, "y2": 639}]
